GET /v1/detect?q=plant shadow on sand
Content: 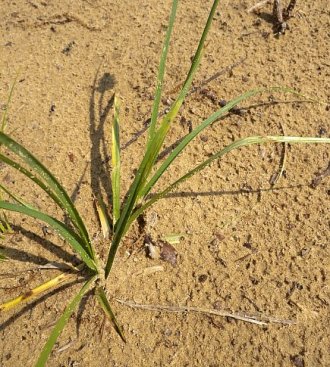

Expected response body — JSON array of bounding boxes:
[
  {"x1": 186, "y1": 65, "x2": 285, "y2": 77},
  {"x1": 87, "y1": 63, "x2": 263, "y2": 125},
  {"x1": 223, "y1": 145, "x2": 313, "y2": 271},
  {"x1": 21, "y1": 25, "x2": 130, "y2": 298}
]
[{"x1": 89, "y1": 68, "x2": 116, "y2": 205}]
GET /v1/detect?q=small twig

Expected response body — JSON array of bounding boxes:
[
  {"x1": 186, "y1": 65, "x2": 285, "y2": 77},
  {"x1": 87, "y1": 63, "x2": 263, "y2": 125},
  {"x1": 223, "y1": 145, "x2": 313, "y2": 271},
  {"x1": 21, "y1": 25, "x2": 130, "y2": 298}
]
[
  {"x1": 248, "y1": 1, "x2": 297, "y2": 35},
  {"x1": 133, "y1": 265, "x2": 164, "y2": 277},
  {"x1": 274, "y1": 0, "x2": 297, "y2": 35},
  {"x1": 116, "y1": 299, "x2": 295, "y2": 326},
  {"x1": 56, "y1": 338, "x2": 75, "y2": 353},
  {"x1": 247, "y1": 0, "x2": 272, "y2": 13},
  {"x1": 273, "y1": 0, "x2": 284, "y2": 26},
  {"x1": 283, "y1": 0, "x2": 297, "y2": 20}
]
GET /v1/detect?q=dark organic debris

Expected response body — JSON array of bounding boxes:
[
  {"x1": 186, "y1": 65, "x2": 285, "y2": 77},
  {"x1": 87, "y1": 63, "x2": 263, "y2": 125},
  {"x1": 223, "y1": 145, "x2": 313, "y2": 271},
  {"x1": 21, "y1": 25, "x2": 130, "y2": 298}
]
[
  {"x1": 290, "y1": 355, "x2": 304, "y2": 367},
  {"x1": 159, "y1": 241, "x2": 178, "y2": 266},
  {"x1": 248, "y1": 0, "x2": 297, "y2": 35},
  {"x1": 310, "y1": 162, "x2": 330, "y2": 188},
  {"x1": 219, "y1": 99, "x2": 246, "y2": 115},
  {"x1": 62, "y1": 41, "x2": 76, "y2": 55}
]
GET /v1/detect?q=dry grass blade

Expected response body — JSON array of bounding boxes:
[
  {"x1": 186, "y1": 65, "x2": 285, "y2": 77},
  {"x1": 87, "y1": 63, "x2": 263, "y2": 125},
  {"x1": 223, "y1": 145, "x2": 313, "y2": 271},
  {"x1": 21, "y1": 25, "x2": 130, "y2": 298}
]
[
  {"x1": 1, "y1": 0, "x2": 329, "y2": 365},
  {"x1": 0, "y1": 264, "x2": 84, "y2": 312},
  {"x1": 95, "y1": 196, "x2": 111, "y2": 239},
  {"x1": 116, "y1": 299, "x2": 295, "y2": 326},
  {"x1": 247, "y1": 0, "x2": 272, "y2": 13}
]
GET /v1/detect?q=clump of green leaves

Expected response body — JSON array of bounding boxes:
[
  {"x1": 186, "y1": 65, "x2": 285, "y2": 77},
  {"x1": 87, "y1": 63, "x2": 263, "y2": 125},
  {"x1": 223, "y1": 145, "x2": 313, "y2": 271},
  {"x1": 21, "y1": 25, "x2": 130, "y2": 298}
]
[{"x1": 0, "y1": 1, "x2": 329, "y2": 366}]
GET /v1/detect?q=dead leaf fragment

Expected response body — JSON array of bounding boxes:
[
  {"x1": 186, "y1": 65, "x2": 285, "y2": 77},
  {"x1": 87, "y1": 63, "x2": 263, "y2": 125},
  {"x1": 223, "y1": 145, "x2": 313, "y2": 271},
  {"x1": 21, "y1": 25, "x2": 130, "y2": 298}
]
[{"x1": 160, "y1": 241, "x2": 177, "y2": 266}]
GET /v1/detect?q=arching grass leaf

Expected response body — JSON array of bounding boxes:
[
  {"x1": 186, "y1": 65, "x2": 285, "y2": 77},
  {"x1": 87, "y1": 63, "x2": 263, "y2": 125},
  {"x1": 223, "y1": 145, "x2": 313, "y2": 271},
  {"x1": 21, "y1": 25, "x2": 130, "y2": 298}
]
[
  {"x1": 0, "y1": 201, "x2": 97, "y2": 271},
  {"x1": 0, "y1": 132, "x2": 94, "y2": 259},
  {"x1": 35, "y1": 276, "x2": 96, "y2": 367},
  {"x1": 128, "y1": 135, "x2": 330, "y2": 227}
]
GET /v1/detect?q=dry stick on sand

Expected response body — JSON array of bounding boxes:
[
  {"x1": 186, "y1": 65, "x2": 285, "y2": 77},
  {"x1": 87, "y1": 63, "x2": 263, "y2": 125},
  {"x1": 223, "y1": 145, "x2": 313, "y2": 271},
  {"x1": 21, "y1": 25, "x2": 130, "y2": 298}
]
[
  {"x1": 248, "y1": 0, "x2": 298, "y2": 34},
  {"x1": 247, "y1": 0, "x2": 272, "y2": 13},
  {"x1": 116, "y1": 299, "x2": 295, "y2": 326}
]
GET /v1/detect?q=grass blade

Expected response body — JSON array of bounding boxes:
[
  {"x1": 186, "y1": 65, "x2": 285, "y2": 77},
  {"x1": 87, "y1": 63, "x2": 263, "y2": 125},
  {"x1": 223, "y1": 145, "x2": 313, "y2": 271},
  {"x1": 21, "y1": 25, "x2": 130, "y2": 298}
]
[
  {"x1": 0, "y1": 201, "x2": 97, "y2": 271},
  {"x1": 163, "y1": 0, "x2": 220, "y2": 116},
  {"x1": 0, "y1": 132, "x2": 94, "y2": 258},
  {"x1": 35, "y1": 276, "x2": 96, "y2": 367},
  {"x1": 1, "y1": 73, "x2": 19, "y2": 132},
  {"x1": 169, "y1": 135, "x2": 330, "y2": 189},
  {"x1": 0, "y1": 152, "x2": 59, "y2": 203},
  {"x1": 0, "y1": 182, "x2": 33, "y2": 208},
  {"x1": 138, "y1": 0, "x2": 221, "y2": 199},
  {"x1": 95, "y1": 196, "x2": 111, "y2": 239},
  {"x1": 140, "y1": 87, "x2": 308, "y2": 198},
  {"x1": 0, "y1": 252, "x2": 6, "y2": 261},
  {"x1": 128, "y1": 135, "x2": 330, "y2": 226},
  {"x1": 111, "y1": 95, "x2": 121, "y2": 226},
  {"x1": 147, "y1": 0, "x2": 178, "y2": 144},
  {"x1": 104, "y1": 0, "x2": 220, "y2": 279},
  {"x1": 96, "y1": 286, "x2": 126, "y2": 342},
  {"x1": 0, "y1": 211, "x2": 13, "y2": 234},
  {"x1": 0, "y1": 265, "x2": 84, "y2": 312}
]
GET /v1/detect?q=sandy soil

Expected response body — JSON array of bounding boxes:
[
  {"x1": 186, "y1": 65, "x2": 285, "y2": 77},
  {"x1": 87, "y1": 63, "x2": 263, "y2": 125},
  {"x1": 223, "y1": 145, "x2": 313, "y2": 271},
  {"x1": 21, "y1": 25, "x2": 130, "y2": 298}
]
[{"x1": 0, "y1": 0, "x2": 329, "y2": 366}]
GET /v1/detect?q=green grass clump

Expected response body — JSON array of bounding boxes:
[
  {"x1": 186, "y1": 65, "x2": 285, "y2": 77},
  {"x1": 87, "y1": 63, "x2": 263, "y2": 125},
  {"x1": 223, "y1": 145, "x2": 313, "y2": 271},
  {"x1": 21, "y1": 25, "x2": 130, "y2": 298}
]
[{"x1": 0, "y1": 1, "x2": 329, "y2": 365}]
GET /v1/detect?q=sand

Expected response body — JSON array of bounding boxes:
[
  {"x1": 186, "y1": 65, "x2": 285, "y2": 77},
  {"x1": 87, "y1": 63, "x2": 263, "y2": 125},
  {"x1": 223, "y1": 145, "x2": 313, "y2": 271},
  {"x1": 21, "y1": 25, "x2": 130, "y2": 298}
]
[{"x1": 0, "y1": 1, "x2": 329, "y2": 366}]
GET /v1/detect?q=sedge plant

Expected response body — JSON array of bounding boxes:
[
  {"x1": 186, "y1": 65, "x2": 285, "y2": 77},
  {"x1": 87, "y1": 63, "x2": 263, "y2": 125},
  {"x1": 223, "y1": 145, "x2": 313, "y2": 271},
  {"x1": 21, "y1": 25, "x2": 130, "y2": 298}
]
[{"x1": 1, "y1": 1, "x2": 329, "y2": 365}]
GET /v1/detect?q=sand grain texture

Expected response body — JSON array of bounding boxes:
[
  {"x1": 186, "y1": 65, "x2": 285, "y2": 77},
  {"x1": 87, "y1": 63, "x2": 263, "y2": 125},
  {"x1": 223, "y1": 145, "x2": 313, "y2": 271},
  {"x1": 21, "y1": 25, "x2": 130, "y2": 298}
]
[{"x1": 0, "y1": 1, "x2": 329, "y2": 366}]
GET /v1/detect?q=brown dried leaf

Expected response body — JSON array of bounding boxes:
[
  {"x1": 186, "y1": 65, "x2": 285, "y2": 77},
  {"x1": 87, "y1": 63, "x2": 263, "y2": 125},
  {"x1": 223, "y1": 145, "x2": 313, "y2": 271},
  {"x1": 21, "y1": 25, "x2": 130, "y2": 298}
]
[{"x1": 159, "y1": 241, "x2": 177, "y2": 266}]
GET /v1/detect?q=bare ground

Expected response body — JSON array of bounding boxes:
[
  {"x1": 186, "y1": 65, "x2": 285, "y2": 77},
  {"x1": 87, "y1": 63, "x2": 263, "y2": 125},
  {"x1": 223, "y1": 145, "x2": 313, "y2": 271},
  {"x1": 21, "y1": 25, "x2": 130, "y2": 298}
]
[{"x1": 0, "y1": 1, "x2": 329, "y2": 366}]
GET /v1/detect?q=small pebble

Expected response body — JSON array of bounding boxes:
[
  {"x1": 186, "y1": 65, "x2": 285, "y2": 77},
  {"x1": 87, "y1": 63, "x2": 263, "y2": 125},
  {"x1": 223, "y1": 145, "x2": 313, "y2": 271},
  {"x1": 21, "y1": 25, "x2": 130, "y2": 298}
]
[{"x1": 198, "y1": 274, "x2": 208, "y2": 283}]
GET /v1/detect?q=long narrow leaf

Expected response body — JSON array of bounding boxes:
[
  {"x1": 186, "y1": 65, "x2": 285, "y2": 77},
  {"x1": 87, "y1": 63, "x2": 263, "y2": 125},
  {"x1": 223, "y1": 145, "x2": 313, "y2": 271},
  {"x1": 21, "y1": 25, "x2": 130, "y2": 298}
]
[
  {"x1": 1, "y1": 73, "x2": 19, "y2": 132},
  {"x1": 0, "y1": 182, "x2": 33, "y2": 208},
  {"x1": 0, "y1": 266, "x2": 83, "y2": 312},
  {"x1": 127, "y1": 135, "x2": 330, "y2": 228},
  {"x1": 111, "y1": 95, "x2": 121, "y2": 226},
  {"x1": 0, "y1": 201, "x2": 97, "y2": 271},
  {"x1": 0, "y1": 152, "x2": 60, "y2": 203},
  {"x1": 164, "y1": 0, "x2": 220, "y2": 116},
  {"x1": 0, "y1": 132, "x2": 94, "y2": 258},
  {"x1": 35, "y1": 276, "x2": 96, "y2": 367},
  {"x1": 96, "y1": 286, "x2": 126, "y2": 342},
  {"x1": 147, "y1": 0, "x2": 178, "y2": 144},
  {"x1": 104, "y1": 0, "x2": 220, "y2": 279},
  {"x1": 140, "y1": 87, "x2": 305, "y2": 199},
  {"x1": 138, "y1": 0, "x2": 221, "y2": 199},
  {"x1": 105, "y1": 146, "x2": 156, "y2": 278}
]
